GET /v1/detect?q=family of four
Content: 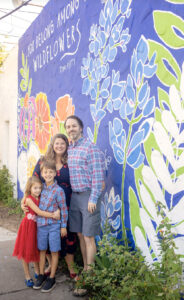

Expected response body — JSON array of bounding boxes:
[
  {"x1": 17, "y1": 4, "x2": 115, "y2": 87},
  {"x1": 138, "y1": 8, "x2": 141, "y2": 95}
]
[{"x1": 13, "y1": 115, "x2": 104, "y2": 297}]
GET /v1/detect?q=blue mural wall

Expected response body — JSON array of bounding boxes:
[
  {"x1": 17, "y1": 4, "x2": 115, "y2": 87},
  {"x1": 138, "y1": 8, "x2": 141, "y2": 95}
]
[{"x1": 18, "y1": 0, "x2": 184, "y2": 264}]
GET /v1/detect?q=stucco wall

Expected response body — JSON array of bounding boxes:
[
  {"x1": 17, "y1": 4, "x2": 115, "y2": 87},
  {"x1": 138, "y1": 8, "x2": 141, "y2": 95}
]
[{"x1": 0, "y1": 46, "x2": 18, "y2": 195}]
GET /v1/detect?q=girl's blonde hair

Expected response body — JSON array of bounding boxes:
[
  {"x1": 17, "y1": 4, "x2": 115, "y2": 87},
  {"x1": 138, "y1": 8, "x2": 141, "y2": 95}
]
[
  {"x1": 24, "y1": 176, "x2": 42, "y2": 197},
  {"x1": 44, "y1": 133, "x2": 69, "y2": 164}
]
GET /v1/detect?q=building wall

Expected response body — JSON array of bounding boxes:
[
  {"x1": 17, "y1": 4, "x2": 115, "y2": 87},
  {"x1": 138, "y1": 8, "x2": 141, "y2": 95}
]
[
  {"x1": 0, "y1": 46, "x2": 18, "y2": 194},
  {"x1": 17, "y1": 0, "x2": 184, "y2": 264}
]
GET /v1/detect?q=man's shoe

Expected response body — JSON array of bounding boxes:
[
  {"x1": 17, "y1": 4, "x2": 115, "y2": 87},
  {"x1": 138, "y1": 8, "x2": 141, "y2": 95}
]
[
  {"x1": 41, "y1": 277, "x2": 56, "y2": 293},
  {"x1": 73, "y1": 288, "x2": 87, "y2": 297},
  {"x1": 33, "y1": 274, "x2": 47, "y2": 289}
]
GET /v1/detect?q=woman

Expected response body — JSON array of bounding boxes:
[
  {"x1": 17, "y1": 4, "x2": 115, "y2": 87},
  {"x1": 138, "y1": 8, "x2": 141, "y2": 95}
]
[{"x1": 23, "y1": 133, "x2": 77, "y2": 278}]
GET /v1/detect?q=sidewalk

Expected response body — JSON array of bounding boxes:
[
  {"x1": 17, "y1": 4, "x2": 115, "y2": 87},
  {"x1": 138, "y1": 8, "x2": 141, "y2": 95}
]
[{"x1": 0, "y1": 227, "x2": 86, "y2": 300}]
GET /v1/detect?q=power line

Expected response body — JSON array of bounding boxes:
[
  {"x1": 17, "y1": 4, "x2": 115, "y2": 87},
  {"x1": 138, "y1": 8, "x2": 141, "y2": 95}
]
[
  {"x1": 0, "y1": 8, "x2": 39, "y2": 15},
  {"x1": 0, "y1": 0, "x2": 32, "y2": 21}
]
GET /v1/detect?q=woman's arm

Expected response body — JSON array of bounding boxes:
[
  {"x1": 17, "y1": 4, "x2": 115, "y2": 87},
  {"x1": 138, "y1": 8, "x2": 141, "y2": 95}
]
[{"x1": 25, "y1": 198, "x2": 60, "y2": 219}]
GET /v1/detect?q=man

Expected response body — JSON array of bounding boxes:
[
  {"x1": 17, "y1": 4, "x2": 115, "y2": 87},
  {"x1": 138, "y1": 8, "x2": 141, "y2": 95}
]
[{"x1": 64, "y1": 115, "x2": 104, "y2": 297}]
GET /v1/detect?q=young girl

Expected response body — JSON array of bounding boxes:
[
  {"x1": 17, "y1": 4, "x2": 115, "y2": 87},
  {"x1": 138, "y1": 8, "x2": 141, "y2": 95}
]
[{"x1": 13, "y1": 176, "x2": 60, "y2": 287}]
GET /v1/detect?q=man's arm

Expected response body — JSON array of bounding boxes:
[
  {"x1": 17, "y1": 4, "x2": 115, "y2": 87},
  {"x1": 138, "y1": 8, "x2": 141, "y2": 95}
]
[{"x1": 87, "y1": 144, "x2": 104, "y2": 206}]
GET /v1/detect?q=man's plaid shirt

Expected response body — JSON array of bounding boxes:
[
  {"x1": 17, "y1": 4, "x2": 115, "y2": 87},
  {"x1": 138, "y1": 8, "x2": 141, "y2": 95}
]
[
  {"x1": 68, "y1": 137, "x2": 104, "y2": 204},
  {"x1": 37, "y1": 181, "x2": 68, "y2": 227}
]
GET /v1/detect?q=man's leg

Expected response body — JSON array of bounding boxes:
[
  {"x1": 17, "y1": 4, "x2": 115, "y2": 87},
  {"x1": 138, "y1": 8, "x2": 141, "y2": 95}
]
[
  {"x1": 77, "y1": 232, "x2": 87, "y2": 271},
  {"x1": 83, "y1": 235, "x2": 96, "y2": 269},
  {"x1": 50, "y1": 251, "x2": 59, "y2": 278}
]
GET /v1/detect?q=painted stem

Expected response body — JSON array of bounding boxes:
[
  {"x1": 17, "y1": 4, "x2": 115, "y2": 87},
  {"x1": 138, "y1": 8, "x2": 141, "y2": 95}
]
[{"x1": 121, "y1": 83, "x2": 142, "y2": 244}]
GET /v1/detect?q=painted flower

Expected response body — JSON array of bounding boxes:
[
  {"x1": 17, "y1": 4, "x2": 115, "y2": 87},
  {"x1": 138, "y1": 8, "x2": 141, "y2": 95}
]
[
  {"x1": 35, "y1": 92, "x2": 51, "y2": 154},
  {"x1": 18, "y1": 142, "x2": 40, "y2": 192},
  {"x1": 109, "y1": 117, "x2": 153, "y2": 168},
  {"x1": 19, "y1": 94, "x2": 36, "y2": 149},
  {"x1": 51, "y1": 94, "x2": 75, "y2": 136},
  {"x1": 101, "y1": 187, "x2": 122, "y2": 235}
]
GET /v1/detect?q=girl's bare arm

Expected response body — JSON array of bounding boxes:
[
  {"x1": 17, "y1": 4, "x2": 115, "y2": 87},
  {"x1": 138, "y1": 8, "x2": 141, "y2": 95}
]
[{"x1": 25, "y1": 198, "x2": 60, "y2": 219}]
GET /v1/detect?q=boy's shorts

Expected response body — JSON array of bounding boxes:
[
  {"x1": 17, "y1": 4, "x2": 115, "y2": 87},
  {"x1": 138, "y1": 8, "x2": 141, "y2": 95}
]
[
  {"x1": 69, "y1": 190, "x2": 102, "y2": 237},
  {"x1": 37, "y1": 223, "x2": 61, "y2": 252}
]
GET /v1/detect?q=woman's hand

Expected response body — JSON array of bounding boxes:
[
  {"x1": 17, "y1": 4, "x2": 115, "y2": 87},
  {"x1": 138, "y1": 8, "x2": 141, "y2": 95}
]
[
  {"x1": 61, "y1": 227, "x2": 67, "y2": 237},
  {"x1": 52, "y1": 209, "x2": 60, "y2": 220},
  {"x1": 21, "y1": 197, "x2": 29, "y2": 213}
]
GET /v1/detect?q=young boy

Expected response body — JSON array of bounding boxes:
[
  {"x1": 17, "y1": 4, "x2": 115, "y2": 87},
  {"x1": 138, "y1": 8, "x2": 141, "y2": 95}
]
[{"x1": 33, "y1": 160, "x2": 68, "y2": 293}]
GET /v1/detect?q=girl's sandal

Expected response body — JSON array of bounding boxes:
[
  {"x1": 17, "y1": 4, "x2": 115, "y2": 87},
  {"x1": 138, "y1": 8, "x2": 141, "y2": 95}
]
[{"x1": 25, "y1": 278, "x2": 34, "y2": 287}]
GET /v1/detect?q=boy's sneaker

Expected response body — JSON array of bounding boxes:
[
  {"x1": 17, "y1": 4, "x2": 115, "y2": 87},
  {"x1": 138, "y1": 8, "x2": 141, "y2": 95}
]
[
  {"x1": 41, "y1": 277, "x2": 56, "y2": 293},
  {"x1": 33, "y1": 274, "x2": 47, "y2": 289}
]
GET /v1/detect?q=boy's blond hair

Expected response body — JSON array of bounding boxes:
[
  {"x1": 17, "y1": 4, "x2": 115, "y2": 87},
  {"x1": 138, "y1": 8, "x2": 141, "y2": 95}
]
[{"x1": 40, "y1": 159, "x2": 56, "y2": 172}]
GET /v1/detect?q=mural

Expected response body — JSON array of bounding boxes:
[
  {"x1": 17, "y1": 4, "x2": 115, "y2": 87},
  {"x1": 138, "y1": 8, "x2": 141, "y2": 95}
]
[{"x1": 18, "y1": 0, "x2": 184, "y2": 263}]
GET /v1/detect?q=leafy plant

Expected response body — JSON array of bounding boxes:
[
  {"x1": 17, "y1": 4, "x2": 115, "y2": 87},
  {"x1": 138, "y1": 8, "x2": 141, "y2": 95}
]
[
  {"x1": 0, "y1": 165, "x2": 22, "y2": 215},
  {"x1": 77, "y1": 216, "x2": 183, "y2": 300}
]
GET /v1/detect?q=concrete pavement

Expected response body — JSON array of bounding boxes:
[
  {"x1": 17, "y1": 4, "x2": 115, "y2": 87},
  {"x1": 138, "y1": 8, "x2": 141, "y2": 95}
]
[{"x1": 0, "y1": 227, "x2": 86, "y2": 300}]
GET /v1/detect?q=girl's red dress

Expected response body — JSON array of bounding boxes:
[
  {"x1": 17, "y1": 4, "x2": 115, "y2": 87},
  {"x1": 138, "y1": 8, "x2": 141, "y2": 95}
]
[{"x1": 12, "y1": 195, "x2": 40, "y2": 263}]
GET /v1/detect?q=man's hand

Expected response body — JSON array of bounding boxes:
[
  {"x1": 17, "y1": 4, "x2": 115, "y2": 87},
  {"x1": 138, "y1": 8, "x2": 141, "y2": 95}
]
[
  {"x1": 88, "y1": 202, "x2": 96, "y2": 214},
  {"x1": 61, "y1": 227, "x2": 67, "y2": 237},
  {"x1": 53, "y1": 209, "x2": 60, "y2": 220},
  {"x1": 21, "y1": 197, "x2": 29, "y2": 213}
]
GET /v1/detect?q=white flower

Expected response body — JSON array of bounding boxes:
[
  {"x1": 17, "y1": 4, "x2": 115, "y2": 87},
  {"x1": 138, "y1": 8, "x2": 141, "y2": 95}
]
[{"x1": 18, "y1": 142, "x2": 40, "y2": 192}]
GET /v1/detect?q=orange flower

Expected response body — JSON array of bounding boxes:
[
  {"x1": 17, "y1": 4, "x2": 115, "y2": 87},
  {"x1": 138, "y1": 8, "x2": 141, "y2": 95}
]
[
  {"x1": 24, "y1": 93, "x2": 29, "y2": 108},
  {"x1": 51, "y1": 94, "x2": 75, "y2": 136},
  {"x1": 35, "y1": 92, "x2": 51, "y2": 154}
]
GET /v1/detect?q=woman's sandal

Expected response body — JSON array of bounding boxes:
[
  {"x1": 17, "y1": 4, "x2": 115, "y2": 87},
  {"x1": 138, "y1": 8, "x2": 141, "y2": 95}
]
[
  {"x1": 25, "y1": 278, "x2": 34, "y2": 287},
  {"x1": 73, "y1": 288, "x2": 87, "y2": 297}
]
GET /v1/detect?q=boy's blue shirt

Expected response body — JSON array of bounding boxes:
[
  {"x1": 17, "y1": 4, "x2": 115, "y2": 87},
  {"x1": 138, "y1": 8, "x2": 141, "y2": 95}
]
[{"x1": 37, "y1": 180, "x2": 68, "y2": 228}]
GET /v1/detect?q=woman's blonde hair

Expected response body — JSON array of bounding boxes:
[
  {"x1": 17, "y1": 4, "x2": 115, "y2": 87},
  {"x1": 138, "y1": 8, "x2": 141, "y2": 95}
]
[
  {"x1": 44, "y1": 133, "x2": 69, "y2": 164},
  {"x1": 24, "y1": 176, "x2": 42, "y2": 197}
]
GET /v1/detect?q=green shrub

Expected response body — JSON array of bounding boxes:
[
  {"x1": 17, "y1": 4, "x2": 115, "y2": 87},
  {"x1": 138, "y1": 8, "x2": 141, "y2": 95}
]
[
  {"x1": 0, "y1": 165, "x2": 14, "y2": 202},
  {"x1": 0, "y1": 165, "x2": 22, "y2": 215},
  {"x1": 77, "y1": 203, "x2": 183, "y2": 300}
]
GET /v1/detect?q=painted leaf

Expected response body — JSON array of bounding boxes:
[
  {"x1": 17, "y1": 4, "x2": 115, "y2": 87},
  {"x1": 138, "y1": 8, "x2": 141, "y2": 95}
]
[
  {"x1": 112, "y1": 143, "x2": 124, "y2": 164},
  {"x1": 153, "y1": 121, "x2": 175, "y2": 168},
  {"x1": 148, "y1": 39, "x2": 181, "y2": 89},
  {"x1": 165, "y1": 0, "x2": 184, "y2": 2},
  {"x1": 169, "y1": 85, "x2": 184, "y2": 121},
  {"x1": 20, "y1": 79, "x2": 27, "y2": 92},
  {"x1": 129, "y1": 187, "x2": 147, "y2": 241},
  {"x1": 141, "y1": 166, "x2": 167, "y2": 210},
  {"x1": 140, "y1": 208, "x2": 161, "y2": 257},
  {"x1": 22, "y1": 51, "x2": 25, "y2": 67},
  {"x1": 157, "y1": 87, "x2": 170, "y2": 111},
  {"x1": 87, "y1": 127, "x2": 94, "y2": 142},
  {"x1": 162, "y1": 110, "x2": 179, "y2": 141},
  {"x1": 153, "y1": 11, "x2": 184, "y2": 49},
  {"x1": 134, "y1": 227, "x2": 154, "y2": 265},
  {"x1": 139, "y1": 181, "x2": 160, "y2": 225},
  {"x1": 168, "y1": 196, "x2": 184, "y2": 223},
  {"x1": 28, "y1": 78, "x2": 32, "y2": 96}
]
